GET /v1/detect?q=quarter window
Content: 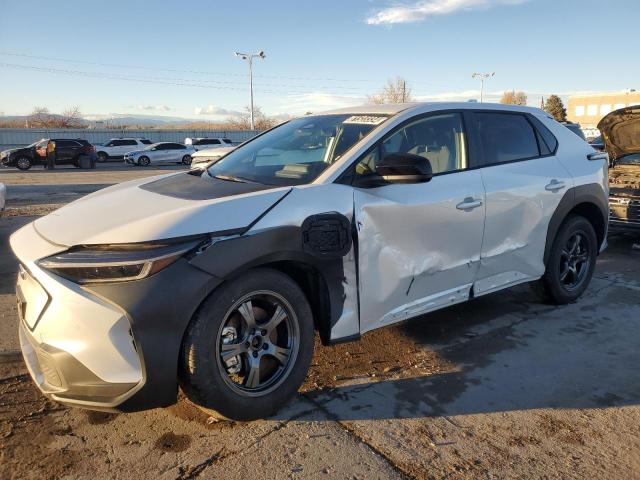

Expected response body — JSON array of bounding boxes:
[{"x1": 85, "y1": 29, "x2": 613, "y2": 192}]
[{"x1": 474, "y1": 113, "x2": 539, "y2": 165}]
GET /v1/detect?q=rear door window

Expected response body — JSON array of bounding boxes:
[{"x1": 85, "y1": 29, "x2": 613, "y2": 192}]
[
  {"x1": 474, "y1": 112, "x2": 540, "y2": 165},
  {"x1": 140, "y1": 139, "x2": 152, "y2": 145}
]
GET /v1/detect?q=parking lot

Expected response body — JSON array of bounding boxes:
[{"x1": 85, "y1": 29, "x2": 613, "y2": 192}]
[{"x1": 1, "y1": 164, "x2": 639, "y2": 479}]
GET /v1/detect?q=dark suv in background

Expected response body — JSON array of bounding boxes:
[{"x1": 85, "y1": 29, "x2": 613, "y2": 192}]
[{"x1": 0, "y1": 138, "x2": 96, "y2": 170}]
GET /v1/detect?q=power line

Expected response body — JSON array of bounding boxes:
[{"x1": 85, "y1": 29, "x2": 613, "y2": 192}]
[
  {"x1": 0, "y1": 62, "x2": 367, "y2": 96},
  {"x1": 0, "y1": 51, "x2": 469, "y2": 91}
]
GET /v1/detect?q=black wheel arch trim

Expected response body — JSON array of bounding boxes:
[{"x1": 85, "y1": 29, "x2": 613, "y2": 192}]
[
  {"x1": 189, "y1": 216, "x2": 352, "y2": 346},
  {"x1": 543, "y1": 183, "x2": 608, "y2": 264}
]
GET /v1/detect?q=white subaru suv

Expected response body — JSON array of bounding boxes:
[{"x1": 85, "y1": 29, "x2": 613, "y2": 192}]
[
  {"x1": 95, "y1": 138, "x2": 152, "y2": 161},
  {"x1": 11, "y1": 103, "x2": 608, "y2": 420}
]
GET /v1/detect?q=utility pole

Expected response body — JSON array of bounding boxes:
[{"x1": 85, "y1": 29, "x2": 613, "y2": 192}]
[
  {"x1": 472, "y1": 72, "x2": 495, "y2": 103},
  {"x1": 234, "y1": 50, "x2": 266, "y2": 130}
]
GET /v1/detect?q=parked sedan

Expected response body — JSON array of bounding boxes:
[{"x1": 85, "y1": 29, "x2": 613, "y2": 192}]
[{"x1": 124, "y1": 142, "x2": 196, "y2": 166}]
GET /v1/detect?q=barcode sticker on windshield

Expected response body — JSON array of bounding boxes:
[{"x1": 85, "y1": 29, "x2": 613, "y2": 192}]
[{"x1": 343, "y1": 116, "x2": 387, "y2": 125}]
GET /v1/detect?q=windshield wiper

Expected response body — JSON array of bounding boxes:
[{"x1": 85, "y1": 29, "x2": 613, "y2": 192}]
[{"x1": 213, "y1": 174, "x2": 252, "y2": 183}]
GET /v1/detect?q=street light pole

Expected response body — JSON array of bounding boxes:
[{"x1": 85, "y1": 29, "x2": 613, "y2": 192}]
[
  {"x1": 234, "y1": 50, "x2": 266, "y2": 130},
  {"x1": 472, "y1": 72, "x2": 495, "y2": 103}
]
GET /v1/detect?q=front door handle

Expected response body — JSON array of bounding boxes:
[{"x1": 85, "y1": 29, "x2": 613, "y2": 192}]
[
  {"x1": 456, "y1": 197, "x2": 483, "y2": 211},
  {"x1": 545, "y1": 179, "x2": 566, "y2": 192}
]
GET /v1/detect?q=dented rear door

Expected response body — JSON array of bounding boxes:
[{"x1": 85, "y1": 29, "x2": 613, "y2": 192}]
[
  {"x1": 354, "y1": 170, "x2": 486, "y2": 333},
  {"x1": 471, "y1": 111, "x2": 574, "y2": 295}
]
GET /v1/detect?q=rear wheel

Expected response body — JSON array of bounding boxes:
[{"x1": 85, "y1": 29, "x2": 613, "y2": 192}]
[
  {"x1": 15, "y1": 156, "x2": 32, "y2": 170},
  {"x1": 180, "y1": 269, "x2": 314, "y2": 421},
  {"x1": 137, "y1": 156, "x2": 150, "y2": 166},
  {"x1": 97, "y1": 152, "x2": 108, "y2": 162},
  {"x1": 181, "y1": 154, "x2": 192, "y2": 165},
  {"x1": 533, "y1": 215, "x2": 597, "y2": 304}
]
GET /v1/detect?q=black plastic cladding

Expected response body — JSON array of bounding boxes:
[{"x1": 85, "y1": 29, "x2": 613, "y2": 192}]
[
  {"x1": 85, "y1": 213, "x2": 353, "y2": 411},
  {"x1": 189, "y1": 217, "x2": 352, "y2": 345},
  {"x1": 86, "y1": 259, "x2": 221, "y2": 411}
]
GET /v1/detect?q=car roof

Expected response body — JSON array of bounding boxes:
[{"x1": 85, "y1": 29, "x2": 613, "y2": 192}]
[{"x1": 316, "y1": 102, "x2": 546, "y2": 117}]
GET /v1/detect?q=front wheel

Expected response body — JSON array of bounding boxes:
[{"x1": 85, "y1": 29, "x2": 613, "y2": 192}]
[
  {"x1": 15, "y1": 156, "x2": 32, "y2": 170},
  {"x1": 533, "y1": 215, "x2": 597, "y2": 304},
  {"x1": 179, "y1": 269, "x2": 314, "y2": 421},
  {"x1": 137, "y1": 156, "x2": 150, "y2": 166},
  {"x1": 181, "y1": 154, "x2": 192, "y2": 165}
]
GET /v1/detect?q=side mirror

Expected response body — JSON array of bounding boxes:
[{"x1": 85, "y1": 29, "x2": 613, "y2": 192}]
[{"x1": 375, "y1": 153, "x2": 433, "y2": 184}]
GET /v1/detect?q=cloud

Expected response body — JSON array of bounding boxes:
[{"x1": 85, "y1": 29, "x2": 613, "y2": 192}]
[
  {"x1": 193, "y1": 105, "x2": 243, "y2": 116},
  {"x1": 127, "y1": 104, "x2": 171, "y2": 112},
  {"x1": 366, "y1": 0, "x2": 527, "y2": 25}
]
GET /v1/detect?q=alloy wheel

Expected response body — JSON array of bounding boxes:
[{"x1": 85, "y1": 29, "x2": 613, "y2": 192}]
[
  {"x1": 17, "y1": 157, "x2": 31, "y2": 170},
  {"x1": 559, "y1": 232, "x2": 591, "y2": 291},
  {"x1": 215, "y1": 291, "x2": 299, "y2": 397}
]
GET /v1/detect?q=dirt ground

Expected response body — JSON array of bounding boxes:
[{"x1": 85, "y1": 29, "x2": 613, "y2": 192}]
[{"x1": 1, "y1": 166, "x2": 639, "y2": 479}]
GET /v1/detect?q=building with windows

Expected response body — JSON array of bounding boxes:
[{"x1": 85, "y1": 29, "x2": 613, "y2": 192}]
[{"x1": 567, "y1": 90, "x2": 640, "y2": 136}]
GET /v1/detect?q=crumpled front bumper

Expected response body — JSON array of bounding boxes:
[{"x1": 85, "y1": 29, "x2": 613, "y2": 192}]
[{"x1": 11, "y1": 223, "x2": 144, "y2": 410}]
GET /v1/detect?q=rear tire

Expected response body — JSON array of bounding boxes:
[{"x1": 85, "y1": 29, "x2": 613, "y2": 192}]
[
  {"x1": 97, "y1": 152, "x2": 108, "y2": 162},
  {"x1": 533, "y1": 215, "x2": 597, "y2": 304},
  {"x1": 15, "y1": 156, "x2": 32, "y2": 170},
  {"x1": 137, "y1": 156, "x2": 150, "y2": 167},
  {"x1": 179, "y1": 268, "x2": 314, "y2": 421}
]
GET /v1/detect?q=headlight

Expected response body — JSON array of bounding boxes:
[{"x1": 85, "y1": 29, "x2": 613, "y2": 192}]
[{"x1": 37, "y1": 238, "x2": 204, "y2": 284}]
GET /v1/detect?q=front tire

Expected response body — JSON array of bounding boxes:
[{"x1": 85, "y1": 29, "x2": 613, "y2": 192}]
[
  {"x1": 179, "y1": 268, "x2": 314, "y2": 421},
  {"x1": 533, "y1": 215, "x2": 597, "y2": 304},
  {"x1": 15, "y1": 156, "x2": 32, "y2": 170},
  {"x1": 137, "y1": 156, "x2": 150, "y2": 166},
  {"x1": 181, "y1": 154, "x2": 192, "y2": 165}
]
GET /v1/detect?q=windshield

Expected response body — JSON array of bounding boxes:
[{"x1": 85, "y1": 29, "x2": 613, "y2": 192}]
[{"x1": 207, "y1": 114, "x2": 387, "y2": 186}]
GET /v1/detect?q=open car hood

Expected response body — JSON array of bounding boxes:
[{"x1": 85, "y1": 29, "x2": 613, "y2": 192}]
[
  {"x1": 597, "y1": 105, "x2": 640, "y2": 159},
  {"x1": 34, "y1": 172, "x2": 290, "y2": 247}
]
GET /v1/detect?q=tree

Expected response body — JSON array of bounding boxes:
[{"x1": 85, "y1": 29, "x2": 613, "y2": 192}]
[
  {"x1": 368, "y1": 77, "x2": 414, "y2": 104},
  {"x1": 500, "y1": 90, "x2": 527, "y2": 106},
  {"x1": 226, "y1": 106, "x2": 277, "y2": 130},
  {"x1": 28, "y1": 106, "x2": 54, "y2": 128},
  {"x1": 544, "y1": 95, "x2": 567, "y2": 122},
  {"x1": 58, "y1": 106, "x2": 85, "y2": 128}
]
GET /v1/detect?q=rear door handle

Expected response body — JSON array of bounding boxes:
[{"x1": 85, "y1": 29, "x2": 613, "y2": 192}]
[
  {"x1": 456, "y1": 197, "x2": 483, "y2": 211},
  {"x1": 545, "y1": 179, "x2": 566, "y2": 192}
]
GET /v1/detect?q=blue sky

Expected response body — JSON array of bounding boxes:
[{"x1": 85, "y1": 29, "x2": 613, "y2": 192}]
[{"x1": 0, "y1": 0, "x2": 638, "y2": 120}]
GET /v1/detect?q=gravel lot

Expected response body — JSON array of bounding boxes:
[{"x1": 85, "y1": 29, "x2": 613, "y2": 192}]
[{"x1": 1, "y1": 165, "x2": 639, "y2": 479}]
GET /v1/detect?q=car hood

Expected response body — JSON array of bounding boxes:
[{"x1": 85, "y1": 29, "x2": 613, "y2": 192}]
[
  {"x1": 597, "y1": 105, "x2": 640, "y2": 159},
  {"x1": 34, "y1": 172, "x2": 291, "y2": 246},
  {"x1": 1, "y1": 148, "x2": 19, "y2": 156}
]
